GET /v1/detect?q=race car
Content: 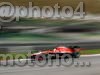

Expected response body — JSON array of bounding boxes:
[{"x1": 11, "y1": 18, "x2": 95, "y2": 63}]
[{"x1": 30, "y1": 46, "x2": 81, "y2": 61}]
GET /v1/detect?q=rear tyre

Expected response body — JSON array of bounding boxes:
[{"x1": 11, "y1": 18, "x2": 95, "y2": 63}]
[{"x1": 73, "y1": 53, "x2": 80, "y2": 58}]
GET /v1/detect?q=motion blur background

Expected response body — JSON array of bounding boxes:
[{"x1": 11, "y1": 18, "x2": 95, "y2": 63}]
[{"x1": 0, "y1": 0, "x2": 100, "y2": 53}]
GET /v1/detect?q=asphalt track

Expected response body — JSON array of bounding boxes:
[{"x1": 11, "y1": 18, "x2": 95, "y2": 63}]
[{"x1": 0, "y1": 55, "x2": 100, "y2": 75}]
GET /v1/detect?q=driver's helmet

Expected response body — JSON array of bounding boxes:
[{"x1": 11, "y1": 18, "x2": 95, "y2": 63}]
[{"x1": 73, "y1": 46, "x2": 81, "y2": 52}]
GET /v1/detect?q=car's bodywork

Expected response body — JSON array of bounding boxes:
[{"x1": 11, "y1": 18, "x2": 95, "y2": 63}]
[{"x1": 30, "y1": 46, "x2": 81, "y2": 61}]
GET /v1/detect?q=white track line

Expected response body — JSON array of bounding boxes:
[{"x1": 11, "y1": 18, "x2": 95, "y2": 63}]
[{"x1": 81, "y1": 54, "x2": 100, "y2": 57}]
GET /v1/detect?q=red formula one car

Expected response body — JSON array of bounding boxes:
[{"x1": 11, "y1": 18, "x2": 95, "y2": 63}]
[{"x1": 30, "y1": 46, "x2": 81, "y2": 61}]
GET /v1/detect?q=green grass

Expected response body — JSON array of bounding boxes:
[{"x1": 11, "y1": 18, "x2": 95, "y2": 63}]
[
  {"x1": 0, "y1": 32, "x2": 64, "y2": 41},
  {"x1": 80, "y1": 49, "x2": 100, "y2": 55},
  {"x1": 0, "y1": 53, "x2": 28, "y2": 60},
  {"x1": 13, "y1": 18, "x2": 81, "y2": 27}
]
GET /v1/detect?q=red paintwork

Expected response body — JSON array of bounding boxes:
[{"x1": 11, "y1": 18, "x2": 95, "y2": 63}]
[{"x1": 32, "y1": 46, "x2": 79, "y2": 56}]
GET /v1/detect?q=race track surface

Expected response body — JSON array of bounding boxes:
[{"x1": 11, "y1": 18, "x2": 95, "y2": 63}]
[{"x1": 0, "y1": 56, "x2": 100, "y2": 75}]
